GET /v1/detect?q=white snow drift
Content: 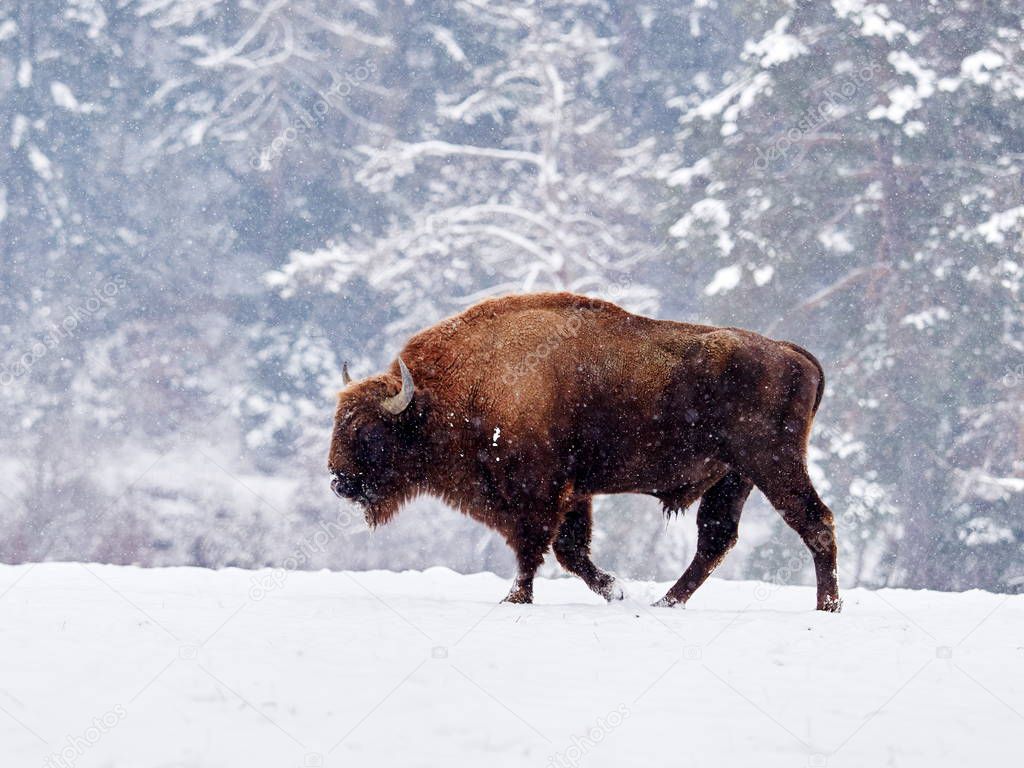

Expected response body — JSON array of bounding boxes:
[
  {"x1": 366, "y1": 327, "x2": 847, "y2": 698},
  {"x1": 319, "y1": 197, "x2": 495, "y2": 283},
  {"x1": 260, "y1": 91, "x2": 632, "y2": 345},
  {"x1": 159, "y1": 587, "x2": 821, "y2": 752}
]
[{"x1": 0, "y1": 563, "x2": 1020, "y2": 767}]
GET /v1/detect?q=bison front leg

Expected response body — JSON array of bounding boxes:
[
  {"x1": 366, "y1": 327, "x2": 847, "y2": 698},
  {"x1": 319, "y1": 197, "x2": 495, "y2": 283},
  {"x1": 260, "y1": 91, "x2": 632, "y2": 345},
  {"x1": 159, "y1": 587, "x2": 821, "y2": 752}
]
[
  {"x1": 655, "y1": 471, "x2": 752, "y2": 608},
  {"x1": 501, "y1": 510, "x2": 559, "y2": 604},
  {"x1": 553, "y1": 496, "x2": 624, "y2": 602}
]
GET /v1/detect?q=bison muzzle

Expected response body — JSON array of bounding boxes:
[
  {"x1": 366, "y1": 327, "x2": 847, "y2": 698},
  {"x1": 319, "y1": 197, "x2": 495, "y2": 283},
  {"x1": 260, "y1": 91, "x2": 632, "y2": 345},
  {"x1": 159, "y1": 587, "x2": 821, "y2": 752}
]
[{"x1": 328, "y1": 292, "x2": 842, "y2": 611}]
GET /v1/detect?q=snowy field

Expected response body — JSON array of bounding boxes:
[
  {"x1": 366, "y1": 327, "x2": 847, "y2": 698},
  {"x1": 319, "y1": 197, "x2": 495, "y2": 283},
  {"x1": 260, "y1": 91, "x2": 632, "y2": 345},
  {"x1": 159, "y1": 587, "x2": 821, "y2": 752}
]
[{"x1": 1, "y1": 564, "x2": 1020, "y2": 767}]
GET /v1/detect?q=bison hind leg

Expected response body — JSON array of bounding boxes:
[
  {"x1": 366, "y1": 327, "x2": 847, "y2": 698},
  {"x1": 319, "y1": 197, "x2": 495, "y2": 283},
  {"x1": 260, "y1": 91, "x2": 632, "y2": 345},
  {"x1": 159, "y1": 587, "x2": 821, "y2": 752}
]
[
  {"x1": 744, "y1": 456, "x2": 841, "y2": 612},
  {"x1": 654, "y1": 470, "x2": 753, "y2": 608}
]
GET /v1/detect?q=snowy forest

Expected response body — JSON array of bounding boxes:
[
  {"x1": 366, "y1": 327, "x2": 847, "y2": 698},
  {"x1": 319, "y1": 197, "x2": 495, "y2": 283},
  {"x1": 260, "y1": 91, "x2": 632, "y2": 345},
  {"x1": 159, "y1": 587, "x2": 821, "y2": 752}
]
[{"x1": 1, "y1": 0, "x2": 1022, "y2": 594}]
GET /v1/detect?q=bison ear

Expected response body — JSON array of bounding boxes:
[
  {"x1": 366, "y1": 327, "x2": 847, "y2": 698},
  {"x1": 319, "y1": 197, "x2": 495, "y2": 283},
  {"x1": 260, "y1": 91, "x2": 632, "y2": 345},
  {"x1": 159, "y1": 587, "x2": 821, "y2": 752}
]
[{"x1": 381, "y1": 357, "x2": 415, "y2": 415}]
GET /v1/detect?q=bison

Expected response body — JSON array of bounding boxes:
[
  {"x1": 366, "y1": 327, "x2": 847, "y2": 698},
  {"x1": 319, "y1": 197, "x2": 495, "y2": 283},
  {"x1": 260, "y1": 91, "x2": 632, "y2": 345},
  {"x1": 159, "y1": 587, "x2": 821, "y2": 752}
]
[{"x1": 329, "y1": 292, "x2": 841, "y2": 611}]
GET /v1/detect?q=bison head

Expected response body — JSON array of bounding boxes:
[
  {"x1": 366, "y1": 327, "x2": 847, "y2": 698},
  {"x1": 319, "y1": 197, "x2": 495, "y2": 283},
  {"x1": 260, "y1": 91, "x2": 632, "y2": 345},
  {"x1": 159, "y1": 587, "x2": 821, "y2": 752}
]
[{"x1": 328, "y1": 358, "x2": 422, "y2": 527}]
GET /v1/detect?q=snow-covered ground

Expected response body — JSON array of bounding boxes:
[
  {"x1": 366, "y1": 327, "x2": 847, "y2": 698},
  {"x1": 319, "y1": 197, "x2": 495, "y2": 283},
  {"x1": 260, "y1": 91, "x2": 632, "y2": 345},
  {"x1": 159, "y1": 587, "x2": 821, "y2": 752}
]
[{"x1": 1, "y1": 564, "x2": 1020, "y2": 767}]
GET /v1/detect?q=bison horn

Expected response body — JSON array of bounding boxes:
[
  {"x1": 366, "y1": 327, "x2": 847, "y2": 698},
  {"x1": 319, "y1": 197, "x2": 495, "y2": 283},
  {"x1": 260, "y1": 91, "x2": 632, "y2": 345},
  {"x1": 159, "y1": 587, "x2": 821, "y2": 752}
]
[
  {"x1": 382, "y1": 357, "x2": 414, "y2": 415},
  {"x1": 342, "y1": 362, "x2": 353, "y2": 385}
]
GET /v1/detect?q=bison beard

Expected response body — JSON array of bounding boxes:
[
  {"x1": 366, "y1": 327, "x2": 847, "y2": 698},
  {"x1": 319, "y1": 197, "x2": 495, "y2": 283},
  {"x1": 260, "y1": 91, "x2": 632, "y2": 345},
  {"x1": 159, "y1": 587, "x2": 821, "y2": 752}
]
[{"x1": 328, "y1": 292, "x2": 842, "y2": 612}]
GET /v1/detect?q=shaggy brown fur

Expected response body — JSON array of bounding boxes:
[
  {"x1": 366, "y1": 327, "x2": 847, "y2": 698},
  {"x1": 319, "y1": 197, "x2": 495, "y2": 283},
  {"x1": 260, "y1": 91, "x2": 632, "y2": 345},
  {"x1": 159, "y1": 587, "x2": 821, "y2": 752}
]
[{"x1": 329, "y1": 292, "x2": 841, "y2": 611}]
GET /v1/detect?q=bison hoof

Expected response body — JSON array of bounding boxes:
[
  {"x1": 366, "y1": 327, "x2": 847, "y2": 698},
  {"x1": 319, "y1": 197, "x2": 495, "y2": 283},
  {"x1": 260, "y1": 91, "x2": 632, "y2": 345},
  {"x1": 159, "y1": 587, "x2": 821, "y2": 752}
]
[
  {"x1": 502, "y1": 590, "x2": 532, "y2": 604},
  {"x1": 602, "y1": 577, "x2": 625, "y2": 603},
  {"x1": 652, "y1": 595, "x2": 685, "y2": 609},
  {"x1": 818, "y1": 595, "x2": 843, "y2": 613}
]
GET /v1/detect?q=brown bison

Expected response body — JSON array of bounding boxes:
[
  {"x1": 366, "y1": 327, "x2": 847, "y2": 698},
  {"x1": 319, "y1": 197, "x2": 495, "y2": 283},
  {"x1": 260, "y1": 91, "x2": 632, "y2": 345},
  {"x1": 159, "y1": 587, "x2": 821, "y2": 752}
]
[{"x1": 329, "y1": 292, "x2": 841, "y2": 611}]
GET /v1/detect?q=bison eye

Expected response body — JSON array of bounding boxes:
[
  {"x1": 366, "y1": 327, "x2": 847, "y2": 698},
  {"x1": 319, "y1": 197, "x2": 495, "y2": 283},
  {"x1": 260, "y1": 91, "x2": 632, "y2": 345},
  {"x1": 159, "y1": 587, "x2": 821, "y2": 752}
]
[{"x1": 357, "y1": 423, "x2": 389, "y2": 464}]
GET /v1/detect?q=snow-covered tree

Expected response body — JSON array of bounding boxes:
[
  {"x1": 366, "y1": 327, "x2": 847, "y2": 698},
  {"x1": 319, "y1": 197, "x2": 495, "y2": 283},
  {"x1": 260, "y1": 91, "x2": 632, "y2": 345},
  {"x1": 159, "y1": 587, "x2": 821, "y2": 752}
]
[
  {"x1": 266, "y1": 0, "x2": 663, "y2": 341},
  {"x1": 0, "y1": 0, "x2": 1019, "y2": 590},
  {"x1": 664, "y1": 0, "x2": 1024, "y2": 590}
]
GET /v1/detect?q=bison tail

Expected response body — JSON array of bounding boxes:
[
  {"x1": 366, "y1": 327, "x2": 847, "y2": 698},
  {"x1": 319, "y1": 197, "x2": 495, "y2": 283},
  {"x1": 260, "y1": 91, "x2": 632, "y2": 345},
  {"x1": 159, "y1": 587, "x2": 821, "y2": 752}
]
[{"x1": 782, "y1": 342, "x2": 825, "y2": 415}]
